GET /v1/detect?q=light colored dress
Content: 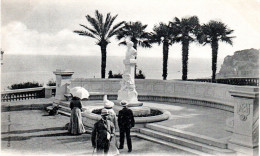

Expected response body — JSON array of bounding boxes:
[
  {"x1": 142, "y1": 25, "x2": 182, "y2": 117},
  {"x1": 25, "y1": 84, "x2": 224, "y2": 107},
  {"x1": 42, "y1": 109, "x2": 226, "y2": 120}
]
[
  {"x1": 68, "y1": 99, "x2": 85, "y2": 135},
  {"x1": 107, "y1": 108, "x2": 119, "y2": 155}
]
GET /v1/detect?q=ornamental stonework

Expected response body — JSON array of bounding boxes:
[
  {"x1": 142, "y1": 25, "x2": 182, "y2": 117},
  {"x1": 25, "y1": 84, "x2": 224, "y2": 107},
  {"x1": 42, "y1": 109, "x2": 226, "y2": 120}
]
[{"x1": 237, "y1": 103, "x2": 250, "y2": 121}]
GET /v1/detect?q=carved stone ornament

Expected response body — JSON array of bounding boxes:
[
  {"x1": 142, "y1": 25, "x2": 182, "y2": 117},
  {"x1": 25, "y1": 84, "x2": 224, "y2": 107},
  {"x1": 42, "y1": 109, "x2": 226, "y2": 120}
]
[{"x1": 237, "y1": 103, "x2": 250, "y2": 121}]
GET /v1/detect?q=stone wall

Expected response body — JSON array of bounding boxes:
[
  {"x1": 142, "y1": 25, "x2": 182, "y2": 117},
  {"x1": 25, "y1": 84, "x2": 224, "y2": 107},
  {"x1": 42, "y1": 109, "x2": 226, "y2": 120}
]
[{"x1": 69, "y1": 78, "x2": 254, "y2": 111}]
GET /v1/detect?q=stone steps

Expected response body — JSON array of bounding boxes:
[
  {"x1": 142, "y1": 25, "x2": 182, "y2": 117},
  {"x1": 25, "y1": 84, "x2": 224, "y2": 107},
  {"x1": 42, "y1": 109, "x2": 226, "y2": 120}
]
[
  {"x1": 146, "y1": 123, "x2": 228, "y2": 149},
  {"x1": 139, "y1": 128, "x2": 235, "y2": 155},
  {"x1": 135, "y1": 132, "x2": 209, "y2": 156}
]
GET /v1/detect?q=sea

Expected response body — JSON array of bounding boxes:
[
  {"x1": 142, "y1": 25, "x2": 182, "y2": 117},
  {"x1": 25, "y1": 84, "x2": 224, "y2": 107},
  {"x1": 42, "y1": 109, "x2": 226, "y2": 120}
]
[{"x1": 1, "y1": 55, "x2": 223, "y2": 91}]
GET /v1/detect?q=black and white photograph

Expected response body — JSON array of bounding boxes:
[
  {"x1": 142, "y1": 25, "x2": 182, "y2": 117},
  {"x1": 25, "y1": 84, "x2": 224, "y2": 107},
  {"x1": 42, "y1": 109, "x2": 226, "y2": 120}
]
[{"x1": 1, "y1": 0, "x2": 259, "y2": 155}]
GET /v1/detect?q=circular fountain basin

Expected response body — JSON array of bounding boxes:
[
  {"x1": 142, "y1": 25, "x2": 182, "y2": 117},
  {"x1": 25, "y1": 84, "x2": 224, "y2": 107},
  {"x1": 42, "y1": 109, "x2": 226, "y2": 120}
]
[{"x1": 82, "y1": 106, "x2": 170, "y2": 128}]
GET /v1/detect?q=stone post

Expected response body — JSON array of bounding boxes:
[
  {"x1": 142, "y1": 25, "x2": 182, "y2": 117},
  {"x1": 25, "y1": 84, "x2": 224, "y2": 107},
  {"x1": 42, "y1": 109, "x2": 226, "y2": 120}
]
[
  {"x1": 228, "y1": 87, "x2": 259, "y2": 156},
  {"x1": 44, "y1": 87, "x2": 53, "y2": 98},
  {"x1": 53, "y1": 69, "x2": 74, "y2": 101}
]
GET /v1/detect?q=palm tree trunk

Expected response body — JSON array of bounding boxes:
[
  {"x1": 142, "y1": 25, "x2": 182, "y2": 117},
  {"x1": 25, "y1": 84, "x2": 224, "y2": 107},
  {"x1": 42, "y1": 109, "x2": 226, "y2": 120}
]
[
  {"x1": 211, "y1": 41, "x2": 218, "y2": 82},
  {"x1": 182, "y1": 40, "x2": 189, "y2": 80},
  {"x1": 162, "y1": 41, "x2": 169, "y2": 80},
  {"x1": 100, "y1": 45, "x2": 107, "y2": 78}
]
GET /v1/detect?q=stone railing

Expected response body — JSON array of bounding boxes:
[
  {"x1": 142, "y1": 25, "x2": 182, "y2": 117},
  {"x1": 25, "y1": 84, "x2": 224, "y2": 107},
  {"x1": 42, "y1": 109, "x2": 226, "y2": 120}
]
[
  {"x1": 188, "y1": 77, "x2": 259, "y2": 86},
  {"x1": 1, "y1": 86, "x2": 56, "y2": 102},
  {"x1": 69, "y1": 78, "x2": 254, "y2": 112}
]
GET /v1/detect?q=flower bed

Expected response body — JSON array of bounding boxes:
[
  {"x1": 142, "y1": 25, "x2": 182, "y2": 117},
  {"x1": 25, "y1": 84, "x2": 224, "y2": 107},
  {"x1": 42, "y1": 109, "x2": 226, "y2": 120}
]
[{"x1": 92, "y1": 108, "x2": 163, "y2": 117}]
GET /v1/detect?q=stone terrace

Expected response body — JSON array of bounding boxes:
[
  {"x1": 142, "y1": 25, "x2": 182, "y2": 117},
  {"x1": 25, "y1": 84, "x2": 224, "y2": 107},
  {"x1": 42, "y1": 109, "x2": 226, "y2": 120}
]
[{"x1": 1, "y1": 98, "x2": 239, "y2": 155}]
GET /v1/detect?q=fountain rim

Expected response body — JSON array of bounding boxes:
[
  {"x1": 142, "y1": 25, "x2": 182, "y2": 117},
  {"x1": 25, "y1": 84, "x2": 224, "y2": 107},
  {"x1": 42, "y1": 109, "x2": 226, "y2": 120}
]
[{"x1": 82, "y1": 106, "x2": 170, "y2": 124}]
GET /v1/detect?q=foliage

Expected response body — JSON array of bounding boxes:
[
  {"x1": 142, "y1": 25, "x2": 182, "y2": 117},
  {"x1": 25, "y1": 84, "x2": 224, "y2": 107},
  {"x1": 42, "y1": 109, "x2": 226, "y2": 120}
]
[
  {"x1": 149, "y1": 22, "x2": 178, "y2": 80},
  {"x1": 92, "y1": 108, "x2": 162, "y2": 117},
  {"x1": 8, "y1": 82, "x2": 43, "y2": 90},
  {"x1": 116, "y1": 21, "x2": 151, "y2": 49},
  {"x1": 198, "y1": 20, "x2": 234, "y2": 82},
  {"x1": 171, "y1": 16, "x2": 201, "y2": 80},
  {"x1": 108, "y1": 70, "x2": 123, "y2": 78},
  {"x1": 47, "y1": 79, "x2": 56, "y2": 86},
  {"x1": 135, "y1": 70, "x2": 145, "y2": 79},
  {"x1": 74, "y1": 10, "x2": 124, "y2": 78}
]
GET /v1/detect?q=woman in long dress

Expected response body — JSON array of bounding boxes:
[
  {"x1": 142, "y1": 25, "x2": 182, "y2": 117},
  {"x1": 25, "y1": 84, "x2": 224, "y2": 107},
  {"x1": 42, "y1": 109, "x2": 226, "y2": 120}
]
[
  {"x1": 68, "y1": 96, "x2": 86, "y2": 135},
  {"x1": 103, "y1": 95, "x2": 120, "y2": 155}
]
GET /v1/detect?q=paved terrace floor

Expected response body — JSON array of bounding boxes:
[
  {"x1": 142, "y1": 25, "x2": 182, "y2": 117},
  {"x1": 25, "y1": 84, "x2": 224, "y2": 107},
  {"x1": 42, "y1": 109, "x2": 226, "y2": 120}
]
[
  {"x1": 1, "y1": 98, "x2": 193, "y2": 156},
  {"x1": 1, "y1": 98, "x2": 233, "y2": 155},
  {"x1": 82, "y1": 100, "x2": 233, "y2": 140}
]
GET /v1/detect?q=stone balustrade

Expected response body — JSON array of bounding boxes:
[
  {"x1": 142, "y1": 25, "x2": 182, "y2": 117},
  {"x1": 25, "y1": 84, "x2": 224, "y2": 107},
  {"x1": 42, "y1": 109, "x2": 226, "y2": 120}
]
[
  {"x1": 69, "y1": 78, "x2": 249, "y2": 112},
  {"x1": 1, "y1": 86, "x2": 56, "y2": 102}
]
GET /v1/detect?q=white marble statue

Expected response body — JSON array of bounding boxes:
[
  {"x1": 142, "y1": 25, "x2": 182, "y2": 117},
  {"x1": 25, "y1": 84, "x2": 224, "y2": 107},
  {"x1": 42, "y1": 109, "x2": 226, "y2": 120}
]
[{"x1": 117, "y1": 40, "x2": 139, "y2": 103}]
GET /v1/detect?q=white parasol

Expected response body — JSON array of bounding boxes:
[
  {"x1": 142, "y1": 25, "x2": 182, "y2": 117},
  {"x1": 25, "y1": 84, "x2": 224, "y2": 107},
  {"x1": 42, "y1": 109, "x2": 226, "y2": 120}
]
[{"x1": 70, "y1": 87, "x2": 90, "y2": 100}]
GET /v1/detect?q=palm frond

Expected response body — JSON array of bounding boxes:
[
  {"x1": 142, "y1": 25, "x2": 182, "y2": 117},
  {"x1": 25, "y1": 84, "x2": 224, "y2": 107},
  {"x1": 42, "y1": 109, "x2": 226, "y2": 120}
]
[
  {"x1": 107, "y1": 21, "x2": 125, "y2": 38},
  {"x1": 79, "y1": 24, "x2": 99, "y2": 36},
  {"x1": 73, "y1": 30, "x2": 97, "y2": 39},
  {"x1": 86, "y1": 15, "x2": 101, "y2": 35}
]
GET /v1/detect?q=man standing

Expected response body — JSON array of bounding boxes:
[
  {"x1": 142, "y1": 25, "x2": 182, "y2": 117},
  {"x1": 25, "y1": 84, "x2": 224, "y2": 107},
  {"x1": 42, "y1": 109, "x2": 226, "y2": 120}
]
[
  {"x1": 92, "y1": 109, "x2": 115, "y2": 155},
  {"x1": 118, "y1": 100, "x2": 135, "y2": 153}
]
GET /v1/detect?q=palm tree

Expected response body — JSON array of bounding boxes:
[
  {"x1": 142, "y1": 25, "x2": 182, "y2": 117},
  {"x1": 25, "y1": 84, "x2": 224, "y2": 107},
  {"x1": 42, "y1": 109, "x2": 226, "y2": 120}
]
[
  {"x1": 199, "y1": 20, "x2": 234, "y2": 82},
  {"x1": 150, "y1": 22, "x2": 177, "y2": 80},
  {"x1": 171, "y1": 16, "x2": 200, "y2": 80},
  {"x1": 116, "y1": 21, "x2": 152, "y2": 77},
  {"x1": 74, "y1": 10, "x2": 124, "y2": 78}
]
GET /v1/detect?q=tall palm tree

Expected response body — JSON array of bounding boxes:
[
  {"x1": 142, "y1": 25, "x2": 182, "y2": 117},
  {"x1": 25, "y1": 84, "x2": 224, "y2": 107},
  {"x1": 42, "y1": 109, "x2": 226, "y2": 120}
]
[
  {"x1": 116, "y1": 21, "x2": 151, "y2": 77},
  {"x1": 150, "y1": 22, "x2": 177, "y2": 80},
  {"x1": 74, "y1": 10, "x2": 124, "y2": 78},
  {"x1": 171, "y1": 16, "x2": 200, "y2": 80},
  {"x1": 199, "y1": 20, "x2": 234, "y2": 82}
]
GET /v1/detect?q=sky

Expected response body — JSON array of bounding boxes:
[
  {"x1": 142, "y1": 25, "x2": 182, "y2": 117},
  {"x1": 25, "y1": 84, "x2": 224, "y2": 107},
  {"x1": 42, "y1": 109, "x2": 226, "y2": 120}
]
[{"x1": 1, "y1": 0, "x2": 260, "y2": 59}]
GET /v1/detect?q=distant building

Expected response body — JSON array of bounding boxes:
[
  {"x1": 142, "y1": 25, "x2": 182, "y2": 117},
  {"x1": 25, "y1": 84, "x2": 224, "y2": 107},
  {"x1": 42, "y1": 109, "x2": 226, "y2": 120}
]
[{"x1": 217, "y1": 48, "x2": 259, "y2": 78}]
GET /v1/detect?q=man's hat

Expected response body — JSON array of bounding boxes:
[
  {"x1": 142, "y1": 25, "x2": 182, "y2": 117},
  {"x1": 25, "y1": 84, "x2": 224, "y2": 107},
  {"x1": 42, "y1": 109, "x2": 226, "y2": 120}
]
[
  {"x1": 120, "y1": 100, "x2": 128, "y2": 106},
  {"x1": 101, "y1": 109, "x2": 109, "y2": 116}
]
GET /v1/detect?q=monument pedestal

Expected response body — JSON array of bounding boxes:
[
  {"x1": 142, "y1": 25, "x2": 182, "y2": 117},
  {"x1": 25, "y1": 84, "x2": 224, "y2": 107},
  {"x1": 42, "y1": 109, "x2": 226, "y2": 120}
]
[
  {"x1": 53, "y1": 69, "x2": 74, "y2": 102},
  {"x1": 228, "y1": 88, "x2": 259, "y2": 156}
]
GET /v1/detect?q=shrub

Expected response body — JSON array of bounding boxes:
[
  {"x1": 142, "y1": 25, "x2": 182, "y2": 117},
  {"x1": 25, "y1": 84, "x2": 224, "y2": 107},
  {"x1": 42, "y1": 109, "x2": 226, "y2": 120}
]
[
  {"x1": 135, "y1": 70, "x2": 145, "y2": 79},
  {"x1": 92, "y1": 108, "x2": 162, "y2": 117},
  {"x1": 47, "y1": 79, "x2": 56, "y2": 86},
  {"x1": 8, "y1": 81, "x2": 43, "y2": 90},
  {"x1": 108, "y1": 70, "x2": 123, "y2": 79}
]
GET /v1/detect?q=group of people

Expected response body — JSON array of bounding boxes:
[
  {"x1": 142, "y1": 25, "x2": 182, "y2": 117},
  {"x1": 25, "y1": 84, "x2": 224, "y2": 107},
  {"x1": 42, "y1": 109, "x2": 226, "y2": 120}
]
[{"x1": 68, "y1": 95, "x2": 135, "y2": 155}]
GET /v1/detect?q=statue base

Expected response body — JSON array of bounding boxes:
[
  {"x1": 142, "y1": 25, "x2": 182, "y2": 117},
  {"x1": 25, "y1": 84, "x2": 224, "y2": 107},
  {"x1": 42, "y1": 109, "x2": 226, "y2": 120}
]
[{"x1": 117, "y1": 90, "x2": 140, "y2": 104}]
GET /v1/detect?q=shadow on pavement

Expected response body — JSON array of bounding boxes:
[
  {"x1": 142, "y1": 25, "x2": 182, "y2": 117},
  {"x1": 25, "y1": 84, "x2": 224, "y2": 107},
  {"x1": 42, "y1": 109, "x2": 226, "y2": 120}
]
[
  {"x1": 2, "y1": 132, "x2": 72, "y2": 141},
  {"x1": 57, "y1": 134, "x2": 91, "y2": 144},
  {"x1": 1, "y1": 127, "x2": 66, "y2": 135}
]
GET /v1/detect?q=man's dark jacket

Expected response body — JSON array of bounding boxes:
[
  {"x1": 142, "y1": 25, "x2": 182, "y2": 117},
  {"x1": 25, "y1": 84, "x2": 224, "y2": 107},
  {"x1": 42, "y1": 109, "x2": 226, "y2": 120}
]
[
  {"x1": 91, "y1": 119, "x2": 115, "y2": 149},
  {"x1": 118, "y1": 107, "x2": 135, "y2": 129}
]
